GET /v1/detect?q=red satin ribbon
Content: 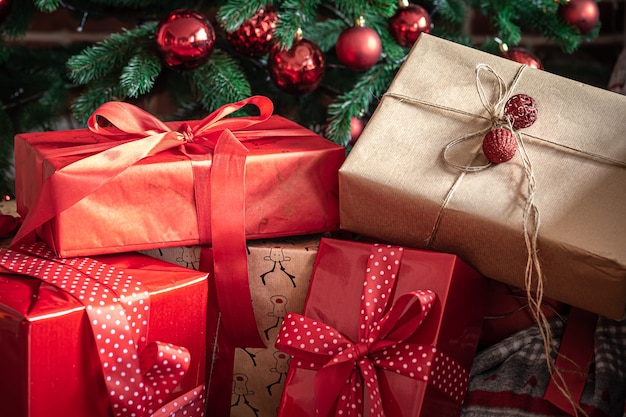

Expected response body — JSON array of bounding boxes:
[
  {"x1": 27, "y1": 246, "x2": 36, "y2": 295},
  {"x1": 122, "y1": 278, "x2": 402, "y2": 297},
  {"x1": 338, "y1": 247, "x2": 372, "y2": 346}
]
[
  {"x1": 11, "y1": 96, "x2": 280, "y2": 348},
  {"x1": 276, "y1": 244, "x2": 470, "y2": 417},
  {"x1": 0, "y1": 242, "x2": 202, "y2": 417}
]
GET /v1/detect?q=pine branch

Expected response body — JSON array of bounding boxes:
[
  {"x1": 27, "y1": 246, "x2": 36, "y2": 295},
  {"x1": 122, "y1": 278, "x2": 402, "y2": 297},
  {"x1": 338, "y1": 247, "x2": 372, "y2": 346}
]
[
  {"x1": 434, "y1": 0, "x2": 467, "y2": 25},
  {"x1": 70, "y1": 76, "x2": 126, "y2": 124},
  {"x1": 190, "y1": 49, "x2": 252, "y2": 112},
  {"x1": 307, "y1": 19, "x2": 345, "y2": 52},
  {"x1": 67, "y1": 22, "x2": 157, "y2": 85},
  {"x1": 325, "y1": 61, "x2": 401, "y2": 146},
  {"x1": 334, "y1": 0, "x2": 396, "y2": 22},
  {"x1": 275, "y1": 0, "x2": 322, "y2": 49},
  {"x1": 120, "y1": 51, "x2": 162, "y2": 98},
  {"x1": 32, "y1": 0, "x2": 62, "y2": 13},
  {"x1": 217, "y1": 0, "x2": 273, "y2": 32}
]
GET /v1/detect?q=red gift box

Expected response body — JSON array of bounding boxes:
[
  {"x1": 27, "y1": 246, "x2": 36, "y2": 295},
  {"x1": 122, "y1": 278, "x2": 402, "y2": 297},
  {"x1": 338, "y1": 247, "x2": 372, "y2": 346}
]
[
  {"x1": 275, "y1": 238, "x2": 487, "y2": 417},
  {"x1": 13, "y1": 96, "x2": 344, "y2": 257},
  {"x1": 0, "y1": 243, "x2": 208, "y2": 417}
]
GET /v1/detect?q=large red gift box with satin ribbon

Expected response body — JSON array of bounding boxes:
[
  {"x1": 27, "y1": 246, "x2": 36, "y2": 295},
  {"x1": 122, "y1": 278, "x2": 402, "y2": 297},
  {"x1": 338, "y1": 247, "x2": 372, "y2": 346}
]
[
  {"x1": 275, "y1": 238, "x2": 487, "y2": 417},
  {"x1": 13, "y1": 96, "x2": 344, "y2": 257},
  {"x1": 0, "y1": 243, "x2": 208, "y2": 417}
]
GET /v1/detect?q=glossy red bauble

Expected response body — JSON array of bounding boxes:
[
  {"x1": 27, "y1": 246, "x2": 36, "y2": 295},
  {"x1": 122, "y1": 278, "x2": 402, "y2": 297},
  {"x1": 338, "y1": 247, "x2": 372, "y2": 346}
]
[
  {"x1": 502, "y1": 47, "x2": 544, "y2": 70},
  {"x1": 226, "y1": 7, "x2": 278, "y2": 57},
  {"x1": 335, "y1": 25, "x2": 382, "y2": 71},
  {"x1": 267, "y1": 38, "x2": 325, "y2": 94},
  {"x1": 559, "y1": 0, "x2": 600, "y2": 34},
  {"x1": 349, "y1": 117, "x2": 365, "y2": 145},
  {"x1": 155, "y1": 9, "x2": 216, "y2": 70},
  {"x1": 388, "y1": 4, "x2": 432, "y2": 48}
]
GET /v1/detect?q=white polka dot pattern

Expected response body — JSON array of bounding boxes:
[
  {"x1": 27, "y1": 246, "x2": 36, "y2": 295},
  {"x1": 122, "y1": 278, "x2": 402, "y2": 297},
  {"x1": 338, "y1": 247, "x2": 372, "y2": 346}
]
[
  {"x1": 275, "y1": 244, "x2": 470, "y2": 417},
  {"x1": 1, "y1": 243, "x2": 205, "y2": 417}
]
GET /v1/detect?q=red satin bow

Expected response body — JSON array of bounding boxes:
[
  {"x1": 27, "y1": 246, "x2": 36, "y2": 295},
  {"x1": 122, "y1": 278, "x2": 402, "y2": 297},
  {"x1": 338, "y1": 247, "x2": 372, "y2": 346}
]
[
  {"x1": 11, "y1": 95, "x2": 273, "y2": 248},
  {"x1": 276, "y1": 244, "x2": 469, "y2": 417},
  {"x1": 0, "y1": 243, "x2": 202, "y2": 417}
]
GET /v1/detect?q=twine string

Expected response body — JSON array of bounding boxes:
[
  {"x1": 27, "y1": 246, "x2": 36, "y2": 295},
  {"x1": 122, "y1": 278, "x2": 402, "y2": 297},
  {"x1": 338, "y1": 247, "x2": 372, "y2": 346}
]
[{"x1": 384, "y1": 63, "x2": 588, "y2": 417}]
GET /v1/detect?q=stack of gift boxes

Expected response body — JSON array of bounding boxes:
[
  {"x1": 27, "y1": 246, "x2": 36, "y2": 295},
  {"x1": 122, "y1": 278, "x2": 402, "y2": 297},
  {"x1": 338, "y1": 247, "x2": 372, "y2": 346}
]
[{"x1": 1, "y1": 33, "x2": 625, "y2": 417}]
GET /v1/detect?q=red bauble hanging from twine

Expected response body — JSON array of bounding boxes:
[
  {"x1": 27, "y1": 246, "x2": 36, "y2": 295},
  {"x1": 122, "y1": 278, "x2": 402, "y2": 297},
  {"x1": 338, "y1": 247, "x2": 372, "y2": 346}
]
[
  {"x1": 335, "y1": 17, "x2": 382, "y2": 71},
  {"x1": 267, "y1": 34, "x2": 325, "y2": 94},
  {"x1": 0, "y1": 0, "x2": 13, "y2": 25},
  {"x1": 558, "y1": 0, "x2": 600, "y2": 34},
  {"x1": 155, "y1": 9, "x2": 216, "y2": 70},
  {"x1": 388, "y1": 2, "x2": 432, "y2": 48},
  {"x1": 482, "y1": 128, "x2": 518, "y2": 164},
  {"x1": 226, "y1": 6, "x2": 278, "y2": 57}
]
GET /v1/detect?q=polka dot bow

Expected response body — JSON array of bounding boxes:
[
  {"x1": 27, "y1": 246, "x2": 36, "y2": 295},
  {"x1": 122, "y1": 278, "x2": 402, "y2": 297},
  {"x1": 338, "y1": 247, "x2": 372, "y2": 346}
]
[
  {"x1": 0, "y1": 243, "x2": 204, "y2": 417},
  {"x1": 276, "y1": 244, "x2": 469, "y2": 417}
]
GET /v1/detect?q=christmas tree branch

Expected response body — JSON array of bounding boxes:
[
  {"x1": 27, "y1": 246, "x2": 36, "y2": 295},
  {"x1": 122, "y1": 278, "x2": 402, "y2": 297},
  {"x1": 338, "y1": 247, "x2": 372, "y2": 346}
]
[
  {"x1": 217, "y1": 0, "x2": 272, "y2": 32},
  {"x1": 190, "y1": 49, "x2": 252, "y2": 112},
  {"x1": 325, "y1": 61, "x2": 401, "y2": 146},
  {"x1": 67, "y1": 22, "x2": 157, "y2": 85}
]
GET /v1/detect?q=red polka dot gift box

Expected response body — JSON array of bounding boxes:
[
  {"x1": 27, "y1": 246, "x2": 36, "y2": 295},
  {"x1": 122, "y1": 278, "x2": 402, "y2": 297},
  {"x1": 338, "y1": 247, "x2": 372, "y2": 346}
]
[
  {"x1": 275, "y1": 238, "x2": 487, "y2": 417},
  {"x1": 0, "y1": 243, "x2": 208, "y2": 417}
]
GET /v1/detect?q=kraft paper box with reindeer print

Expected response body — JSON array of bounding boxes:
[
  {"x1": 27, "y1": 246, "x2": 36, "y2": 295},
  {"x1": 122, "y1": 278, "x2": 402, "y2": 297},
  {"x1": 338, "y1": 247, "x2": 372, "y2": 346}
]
[
  {"x1": 141, "y1": 234, "x2": 322, "y2": 417},
  {"x1": 339, "y1": 33, "x2": 626, "y2": 320}
]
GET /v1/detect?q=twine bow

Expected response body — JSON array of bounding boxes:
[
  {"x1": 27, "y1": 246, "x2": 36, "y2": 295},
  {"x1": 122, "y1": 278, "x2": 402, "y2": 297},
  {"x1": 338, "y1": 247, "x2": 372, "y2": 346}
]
[
  {"x1": 0, "y1": 242, "x2": 203, "y2": 417},
  {"x1": 276, "y1": 244, "x2": 469, "y2": 417}
]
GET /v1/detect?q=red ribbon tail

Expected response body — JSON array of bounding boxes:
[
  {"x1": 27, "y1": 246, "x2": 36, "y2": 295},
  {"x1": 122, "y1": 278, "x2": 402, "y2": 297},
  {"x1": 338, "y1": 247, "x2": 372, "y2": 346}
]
[{"x1": 211, "y1": 129, "x2": 264, "y2": 348}]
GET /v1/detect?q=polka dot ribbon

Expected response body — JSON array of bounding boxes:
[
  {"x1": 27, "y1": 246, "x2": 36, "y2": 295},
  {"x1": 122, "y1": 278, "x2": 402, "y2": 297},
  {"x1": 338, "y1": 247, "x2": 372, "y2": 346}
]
[
  {"x1": 275, "y1": 244, "x2": 469, "y2": 417},
  {"x1": 0, "y1": 243, "x2": 203, "y2": 417}
]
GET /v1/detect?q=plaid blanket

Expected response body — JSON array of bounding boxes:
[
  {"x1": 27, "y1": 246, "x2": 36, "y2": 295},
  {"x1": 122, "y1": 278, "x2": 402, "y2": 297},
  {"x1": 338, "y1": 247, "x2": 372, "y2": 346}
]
[{"x1": 462, "y1": 316, "x2": 626, "y2": 417}]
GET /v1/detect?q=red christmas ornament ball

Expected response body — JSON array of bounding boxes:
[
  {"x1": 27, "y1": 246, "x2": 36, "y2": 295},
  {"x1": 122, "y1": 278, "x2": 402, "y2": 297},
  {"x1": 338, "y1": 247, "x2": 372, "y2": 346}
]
[
  {"x1": 335, "y1": 25, "x2": 382, "y2": 71},
  {"x1": 388, "y1": 4, "x2": 432, "y2": 48},
  {"x1": 349, "y1": 117, "x2": 365, "y2": 145},
  {"x1": 268, "y1": 38, "x2": 325, "y2": 94},
  {"x1": 503, "y1": 47, "x2": 543, "y2": 70},
  {"x1": 226, "y1": 7, "x2": 278, "y2": 57},
  {"x1": 482, "y1": 128, "x2": 518, "y2": 163},
  {"x1": 559, "y1": 0, "x2": 600, "y2": 34},
  {"x1": 155, "y1": 9, "x2": 216, "y2": 70},
  {"x1": 504, "y1": 94, "x2": 539, "y2": 129},
  {"x1": 0, "y1": 0, "x2": 13, "y2": 25}
]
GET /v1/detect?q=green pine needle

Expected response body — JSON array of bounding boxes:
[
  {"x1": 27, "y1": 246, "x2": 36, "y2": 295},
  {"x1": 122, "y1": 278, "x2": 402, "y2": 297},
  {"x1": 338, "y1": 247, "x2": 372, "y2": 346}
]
[
  {"x1": 70, "y1": 77, "x2": 126, "y2": 124},
  {"x1": 217, "y1": 0, "x2": 273, "y2": 32},
  {"x1": 191, "y1": 49, "x2": 252, "y2": 112},
  {"x1": 325, "y1": 62, "x2": 400, "y2": 146},
  {"x1": 120, "y1": 52, "x2": 162, "y2": 98},
  {"x1": 67, "y1": 23, "x2": 157, "y2": 85},
  {"x1": 32, "y1": 0, "x2": 61, "y2": 13}
]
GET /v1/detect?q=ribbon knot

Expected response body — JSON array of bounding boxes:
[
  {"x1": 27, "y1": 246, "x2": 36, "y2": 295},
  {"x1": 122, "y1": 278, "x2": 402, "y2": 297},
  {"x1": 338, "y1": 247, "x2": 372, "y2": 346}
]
[
  {"x1": 179, "y1": 123, "x2": 195, "y2": 143},
  {"x1": 353, "y1": 342, "x2": 370, "y2": 360},
  {"x1": 276, "y1": 244, "x2": 469, "y2": 417}
]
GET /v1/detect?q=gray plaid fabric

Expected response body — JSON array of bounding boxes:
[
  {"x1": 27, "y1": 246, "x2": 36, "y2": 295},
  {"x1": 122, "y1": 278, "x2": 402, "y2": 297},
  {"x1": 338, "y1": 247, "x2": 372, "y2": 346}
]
[{"x1": 461, "y1": 316, "x2": 626, "y2": 417}]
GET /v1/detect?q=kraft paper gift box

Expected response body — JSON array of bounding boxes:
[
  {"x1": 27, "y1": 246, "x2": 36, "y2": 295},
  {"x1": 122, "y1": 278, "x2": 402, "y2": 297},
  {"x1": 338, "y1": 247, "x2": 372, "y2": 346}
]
[
  {"x1": 0, "y1": 243, "x2": 208, "y2": 417},
  {"x1": 339, "y1": 33, "x2": 626, "y2": 320},
  {"x1": 13, "y1": 95, "x2": 344, "y2": 258},
  {"x1": 141, "y1": 234, "x2": 322, "y2": 417},
  {"x1": 275, "y1": 238, "x2": 487, "y2": 417}
]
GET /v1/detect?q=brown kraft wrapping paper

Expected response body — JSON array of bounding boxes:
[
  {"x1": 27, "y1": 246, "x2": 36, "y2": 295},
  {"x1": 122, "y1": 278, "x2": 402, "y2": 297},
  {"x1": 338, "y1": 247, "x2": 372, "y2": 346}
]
[
  {"x1": 339, "y1": 33, "x2": 626, "y2": 320},
  {"x1": 141, "y1": 234, "x2": 321, "y2": 417}
]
